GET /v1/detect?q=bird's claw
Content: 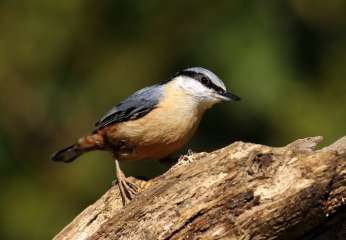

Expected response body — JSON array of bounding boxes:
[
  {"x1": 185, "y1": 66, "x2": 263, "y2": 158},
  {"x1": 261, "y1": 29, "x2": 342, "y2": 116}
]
[
  {"x1": 114, "y1": 159, "x2": 139, "y2": 206},
  {"x1": 187, "y1": 149, "x2": 194, "y2": 156}
]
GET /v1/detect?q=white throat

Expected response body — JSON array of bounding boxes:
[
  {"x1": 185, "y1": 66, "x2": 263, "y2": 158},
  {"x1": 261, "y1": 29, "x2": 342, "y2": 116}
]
[{"x1": 173, "y1": 76, "x2": 220, "y2": 109}]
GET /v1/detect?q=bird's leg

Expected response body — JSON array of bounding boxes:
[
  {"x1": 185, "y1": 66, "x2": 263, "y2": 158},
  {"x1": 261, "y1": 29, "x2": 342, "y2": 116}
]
[{"x1": 114, "y1": 159, "x2": 139, "y2": 206}]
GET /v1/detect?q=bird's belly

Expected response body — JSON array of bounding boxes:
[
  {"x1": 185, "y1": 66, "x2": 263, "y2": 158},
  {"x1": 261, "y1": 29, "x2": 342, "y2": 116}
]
[
  {"x1": 105, "y1": 106, "x2": 201, "y2": 161},
  {"x1": 119, "y1": 139, "x2": 188, "y2": 161}
]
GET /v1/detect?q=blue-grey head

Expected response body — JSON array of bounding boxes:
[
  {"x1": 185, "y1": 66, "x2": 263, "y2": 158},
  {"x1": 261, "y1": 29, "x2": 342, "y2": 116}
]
[{"x1": 170, "y1": 67, "x2": 240, "y2": 106}]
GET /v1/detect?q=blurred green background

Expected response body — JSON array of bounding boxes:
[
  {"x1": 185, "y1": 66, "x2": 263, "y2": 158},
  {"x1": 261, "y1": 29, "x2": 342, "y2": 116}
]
[{"x1": 0, "y1": 0, "x2": 345, "y2": 239}]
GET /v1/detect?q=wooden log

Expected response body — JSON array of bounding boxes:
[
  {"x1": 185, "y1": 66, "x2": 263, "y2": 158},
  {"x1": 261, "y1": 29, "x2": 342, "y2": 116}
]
[{"x1": 54, "y1": 136, "x2": 346, "y2": 240}]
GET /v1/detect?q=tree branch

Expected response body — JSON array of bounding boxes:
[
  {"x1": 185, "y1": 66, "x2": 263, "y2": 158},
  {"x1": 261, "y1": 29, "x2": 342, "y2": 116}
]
[{"x1": 53, "y1": 136, "x2": 346, "y2": 240}]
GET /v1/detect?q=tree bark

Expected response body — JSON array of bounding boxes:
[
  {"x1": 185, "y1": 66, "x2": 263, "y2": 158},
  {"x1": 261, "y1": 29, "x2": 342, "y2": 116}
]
[{"x1": 53, "y1": 136, "x2": 346, "y2": 240}]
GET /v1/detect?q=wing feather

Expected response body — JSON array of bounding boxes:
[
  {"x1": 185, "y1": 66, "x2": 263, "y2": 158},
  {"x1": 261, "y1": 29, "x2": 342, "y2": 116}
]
[{"x1": 94, "y1": 84, "x2": 163, "y2": 131}]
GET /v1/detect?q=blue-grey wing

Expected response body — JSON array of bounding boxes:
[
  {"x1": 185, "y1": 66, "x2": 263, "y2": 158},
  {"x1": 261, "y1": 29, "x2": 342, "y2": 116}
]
[{"x1": 94, "y1": 84, "x2": 163, "y2": 131}]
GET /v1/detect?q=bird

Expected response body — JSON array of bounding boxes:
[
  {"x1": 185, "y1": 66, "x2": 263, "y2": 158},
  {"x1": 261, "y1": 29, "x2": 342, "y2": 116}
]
[{"x1": 51, "y1": 67, "x2": 240, "y2": 205}]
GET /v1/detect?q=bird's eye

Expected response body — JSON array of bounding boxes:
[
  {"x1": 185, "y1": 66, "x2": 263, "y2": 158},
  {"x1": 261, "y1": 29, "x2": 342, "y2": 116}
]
[{"x1": 201, "y1": 77, "x2": 210, "y2": 86}]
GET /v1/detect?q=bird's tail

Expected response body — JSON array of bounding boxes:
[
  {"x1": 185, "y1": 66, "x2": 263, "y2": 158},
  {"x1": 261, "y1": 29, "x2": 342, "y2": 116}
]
[
  {"x1": 51, "y1": 133, "x2": 104, "y2": 163},
  {"x1": 51, "y1": 145, "x2": 84, "y2": 163}
]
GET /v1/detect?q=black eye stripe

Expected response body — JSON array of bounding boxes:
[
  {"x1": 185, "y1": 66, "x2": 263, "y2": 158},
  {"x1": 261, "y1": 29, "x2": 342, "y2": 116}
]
[
  {"x1": 176, "y1": 70, "x2": 225, "y2": 94},
  {"x1": 175, "y1": 70, "x2": 196, "y2": 78}
]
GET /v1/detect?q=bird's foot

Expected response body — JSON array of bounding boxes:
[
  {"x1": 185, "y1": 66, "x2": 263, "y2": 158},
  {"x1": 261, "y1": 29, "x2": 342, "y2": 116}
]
[
  {"x1": 176, "y1": 149, "x2": 196, "y2": 165},
  {"x1": 187, "y1": 149, "x2": 194, "y2": 156},
  {"x1": 114, "y1": 176, "x2": 139, "y2": 206},
  {"x1": 114, "y1": 160, "x2": 139, "y2": 206}
]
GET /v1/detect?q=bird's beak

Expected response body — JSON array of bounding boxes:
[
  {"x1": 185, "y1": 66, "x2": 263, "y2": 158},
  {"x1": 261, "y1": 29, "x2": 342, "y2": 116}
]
[{"x1": 217, "y1": 91, "x2": 241, "y2": 101}]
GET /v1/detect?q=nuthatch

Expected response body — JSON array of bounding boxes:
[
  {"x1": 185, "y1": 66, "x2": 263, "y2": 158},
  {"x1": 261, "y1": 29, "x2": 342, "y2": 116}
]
[{"x1": 52, "y1": 67, "x2": 240, "y2": 205}]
